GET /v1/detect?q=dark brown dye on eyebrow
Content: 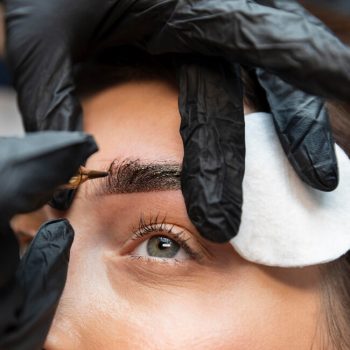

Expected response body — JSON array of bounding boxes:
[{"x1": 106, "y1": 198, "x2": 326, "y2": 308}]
[{"x1": 100, "y1": 159, "x2": 181, "y2": 194}]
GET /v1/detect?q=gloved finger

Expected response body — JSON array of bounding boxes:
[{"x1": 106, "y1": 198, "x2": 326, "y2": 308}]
[
  {"x1": 241, "y1": 0, "x2": 340, "y2": 194},
  {"x1": 145, "y1": 0, "x2": 350, "y2": 101},
  {"x1": 49, "y1": 188, "x2": 77, "y2": 211},
  {"x1": 256, "y1": 69, "x2": 339, "y2": 192},
  {"x1": 0, "y1": 132, "x2": 97, "y2": 218},
  {"x1": 177, "y1": 57, "x2": 245, "y2": 242},
  {"x1": 0, "y1": 219, "x2": 74, "y2": 350}
]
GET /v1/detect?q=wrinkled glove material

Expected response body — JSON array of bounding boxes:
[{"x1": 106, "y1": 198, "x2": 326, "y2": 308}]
[
  {"x1": 178, "y1": 58, "x2": 245, "y2": 242},
  {"x1": 256, "y1": 69, "x2": 339, "y2": 191}
]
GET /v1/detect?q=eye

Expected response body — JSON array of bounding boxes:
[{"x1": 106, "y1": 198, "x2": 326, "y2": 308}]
[
  {"x1": 125, "y1": 216, "x2": 205, "y2": 263},
  {"x1": 131, "y1": 235, "x2": 191, "y2": 260}
]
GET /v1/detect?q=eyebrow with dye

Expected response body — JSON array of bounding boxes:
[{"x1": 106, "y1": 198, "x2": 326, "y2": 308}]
[{"x1": 95, "y1": 159, "x2": 182, "y2": 195}]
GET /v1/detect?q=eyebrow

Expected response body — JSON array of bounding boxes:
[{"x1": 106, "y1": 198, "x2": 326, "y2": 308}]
[{"x1": 96, "y1": 159, "x2": 182, "y2": 195}]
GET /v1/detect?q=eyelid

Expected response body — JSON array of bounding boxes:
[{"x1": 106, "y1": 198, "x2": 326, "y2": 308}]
[
  {"x1": 120, "y1": 215, "x2": 209, "y2": 262},
  {"x1": 130, "y1": 236, "x2": 191, "y2": 264},
  {"x1": 131, "y1": 223, "x2": 202, "y2": 261}
]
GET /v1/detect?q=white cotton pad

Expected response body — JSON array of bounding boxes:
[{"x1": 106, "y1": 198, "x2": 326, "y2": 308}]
[{"x1": 230, "y1": 112, "x2": 350, "y2": 267}]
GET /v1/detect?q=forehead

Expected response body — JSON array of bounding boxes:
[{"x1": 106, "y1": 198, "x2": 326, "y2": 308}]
[{"x1": 81, "y1": 79, "x2": 183, "y2": 167}]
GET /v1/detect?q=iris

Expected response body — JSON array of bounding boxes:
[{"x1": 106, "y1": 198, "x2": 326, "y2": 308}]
[{"x1": 146, "y1": 236, "x2": 180, "y2": 258}]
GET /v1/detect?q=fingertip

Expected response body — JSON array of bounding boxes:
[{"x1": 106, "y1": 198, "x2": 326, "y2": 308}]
[
  {"x1": 33, "y1": 218, "x2": 75, "y2": 252},
  {"x1": 303, "y1": 164, "x2": 339, "y2": 192},
  {"x1": 48, "y1": 189, "x2": 77, "y2": 211},
  {"x1": 77, "y1": 133, "x2": 99, "y2": 160}
]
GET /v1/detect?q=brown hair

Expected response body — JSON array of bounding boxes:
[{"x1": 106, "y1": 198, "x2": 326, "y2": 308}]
[
  {"x1": 320, "y1": 102, "x2": 350, "y2": 350},
  {"x1": 75, "y1": 49, "x2": 350, "y2": 349},
  {"x1": 319, "y1": 253, "x2": 350, "y2": 350}
]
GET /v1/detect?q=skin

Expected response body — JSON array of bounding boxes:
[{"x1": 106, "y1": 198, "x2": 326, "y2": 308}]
[{"x1": 43, "y1": 78, "x2": 324, "y2": 349}]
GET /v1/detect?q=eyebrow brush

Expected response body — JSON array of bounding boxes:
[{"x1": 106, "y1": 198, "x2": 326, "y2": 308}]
[{"x1": 59, "y1": 166, "x2": 109, "y2": 190}]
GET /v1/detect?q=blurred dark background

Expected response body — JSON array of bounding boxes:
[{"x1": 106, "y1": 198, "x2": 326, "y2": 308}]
[
  {"x1": 304, "y1": 0, "x2": 350, "y2": 15},
  {"x1": 301, "y1": 0, "x2": 350, "y2": 44}
]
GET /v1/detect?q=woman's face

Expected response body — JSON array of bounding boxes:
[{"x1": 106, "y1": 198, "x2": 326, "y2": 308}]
[{"x1": 44, "y1": 79, "x2": 324, "y2": 349}]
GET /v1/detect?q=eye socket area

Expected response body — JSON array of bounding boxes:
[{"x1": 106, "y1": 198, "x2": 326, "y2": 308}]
[{"x1": 121, "y1": 218, "x2": 205, "y2": 263}]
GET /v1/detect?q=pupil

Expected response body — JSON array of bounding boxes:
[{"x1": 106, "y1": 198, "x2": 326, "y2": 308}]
[
  {"x1": 147, "y1": 236, "x2": 180, "y2": 258},
  {"x1": 158, "y1": 240, "x2": 171, "y2": 250}
]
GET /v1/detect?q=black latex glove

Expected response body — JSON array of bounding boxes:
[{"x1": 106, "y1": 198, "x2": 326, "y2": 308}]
[
  {"x1": 0, "y1": 132, "x2": 97, "y2": 350},
  {"x1": 5, "y1": 0, "x2": 345, "y2": 241},
  {"x1": 177, "y1": 58, "x2": 247, "y2": 241}
]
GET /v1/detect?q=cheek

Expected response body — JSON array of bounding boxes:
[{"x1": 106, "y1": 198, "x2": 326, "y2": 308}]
[{"x1": 129, "y1": 290, "x2": 249, "y2": 349}]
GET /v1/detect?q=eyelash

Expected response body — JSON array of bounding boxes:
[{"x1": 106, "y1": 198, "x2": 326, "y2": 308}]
[{"x1": 130, "y1": 214, "x2": 203, "y2": 261}]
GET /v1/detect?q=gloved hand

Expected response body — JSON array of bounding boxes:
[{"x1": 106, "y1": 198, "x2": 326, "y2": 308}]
[
  {"x1": 0, "y1": 132, "x2": 97, "y2": 350},
  {"x1": 5, "y1": 0, "x2": 346, "y2": 241}
]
